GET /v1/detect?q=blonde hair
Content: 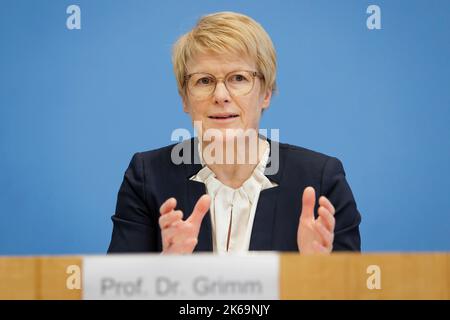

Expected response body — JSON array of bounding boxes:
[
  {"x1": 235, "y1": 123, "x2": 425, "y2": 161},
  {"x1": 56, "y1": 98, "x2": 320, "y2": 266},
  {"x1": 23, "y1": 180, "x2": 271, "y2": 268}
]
[{"x1": 172, "y1": 11, "x2": 277, "y2": 98}]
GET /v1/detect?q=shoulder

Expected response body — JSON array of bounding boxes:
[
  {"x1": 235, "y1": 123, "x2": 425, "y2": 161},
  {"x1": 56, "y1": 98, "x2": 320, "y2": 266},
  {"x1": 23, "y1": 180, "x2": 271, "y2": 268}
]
[
  {"x1": 131, "y1": 141, "x2": 182, "y2": 164},
  {"x1": 276, "y1": 142, "x2": 346, "y2": 180},
  {"x1": 278, "y1": 142, "x2": 330, "y2": 160},
  {"x1": 127, "y1": 139, "x2": 196, "y2": 175},
  {"x1": 278, "y1": 142, "x2": 338, "y2": 165},
  {"x1": 138, "y1": 142, "x2": 179, "y2": 161}
]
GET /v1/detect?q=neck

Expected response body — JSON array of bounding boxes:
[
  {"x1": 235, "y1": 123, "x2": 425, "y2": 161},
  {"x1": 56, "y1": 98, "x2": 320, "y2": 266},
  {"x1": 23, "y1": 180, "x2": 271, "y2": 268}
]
[{"x1": 200, "y1": 137, "x2": 268, "y2": 189}]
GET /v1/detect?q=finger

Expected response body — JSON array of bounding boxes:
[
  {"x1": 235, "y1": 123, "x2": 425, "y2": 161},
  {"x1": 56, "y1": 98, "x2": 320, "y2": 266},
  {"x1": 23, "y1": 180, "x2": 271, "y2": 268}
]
[
  {"x1": 314, "y1": 221, "x2": 334, "y2": 249},
  {"x1": 319, "y1": 196, "x2": 335, "y2": 215},
  {"x1": 300, "y1": 186, "x2": 316, "y2": 222},
  {"x1": 161, "y1": 220, "x2": 185, "y2": 243},
  {"x1": 161, "y1": 223, "x2": 173, "y2": 250},
  {"x1": 312, "y1": 240, "x2": 329, "y2": 254},
  {"x1": 159, "y1": 210, "x2": 183, "y2": 229},
  {"x1": 318, "y1": 206, "x2": 335, "y2": 232},
  {"x1": 166, "y1": 238, "x2": 198, "y2": 254},
  {"x1": 160, "y1": 197, "x2": 177, "y2": 215},
  {"x1": 170, "y1": 224, "x2": 196, "y2": 244},
  {"x1": 187, "y1": 194, "x2": 211, "y2": 226}
]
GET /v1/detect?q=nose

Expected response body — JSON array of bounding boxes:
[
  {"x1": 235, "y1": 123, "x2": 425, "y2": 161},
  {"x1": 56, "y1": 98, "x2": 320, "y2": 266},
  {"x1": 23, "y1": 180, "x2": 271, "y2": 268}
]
[{"x1": 213, "y1": 81, "x2": 231, "y2": 104}]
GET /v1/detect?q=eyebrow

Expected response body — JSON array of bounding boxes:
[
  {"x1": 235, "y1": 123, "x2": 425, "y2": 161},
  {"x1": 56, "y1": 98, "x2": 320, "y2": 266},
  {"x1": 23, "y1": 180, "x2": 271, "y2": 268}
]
[
  {"x1": 187, "y1": 69, "x2": 254, "y2": 76},
  {"x1": 187, "y1": 65, "x2": 255, "y2": 75}
]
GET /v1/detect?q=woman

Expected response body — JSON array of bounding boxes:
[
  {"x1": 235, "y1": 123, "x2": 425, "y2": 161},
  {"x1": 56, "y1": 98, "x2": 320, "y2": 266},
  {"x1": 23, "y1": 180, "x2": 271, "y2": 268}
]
[{"x1": 108, "y1": 12, "x2": 361, "y2": 254}]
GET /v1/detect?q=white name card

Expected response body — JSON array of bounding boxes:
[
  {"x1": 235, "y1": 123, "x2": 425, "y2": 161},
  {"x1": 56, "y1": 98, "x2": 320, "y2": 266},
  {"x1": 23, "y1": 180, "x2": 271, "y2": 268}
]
[{"x1": 83, "y1": 253, "x2": 279, "y2": 300}]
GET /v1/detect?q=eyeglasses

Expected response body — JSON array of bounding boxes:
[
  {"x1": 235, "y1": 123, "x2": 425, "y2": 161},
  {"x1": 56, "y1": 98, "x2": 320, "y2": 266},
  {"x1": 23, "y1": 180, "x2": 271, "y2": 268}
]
[{"x1": 184, "y1": 70, "x2": 263, "y2": 99}]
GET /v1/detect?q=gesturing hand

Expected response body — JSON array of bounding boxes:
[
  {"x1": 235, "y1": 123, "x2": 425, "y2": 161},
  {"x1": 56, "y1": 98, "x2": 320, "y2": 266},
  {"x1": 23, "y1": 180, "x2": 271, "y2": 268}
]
[
  {"x1": 158, "y1": 194, "x2": 211, "y2": 254},
  {"x1": 297, "y1": 187, "x2": 336, "y2": 254}
]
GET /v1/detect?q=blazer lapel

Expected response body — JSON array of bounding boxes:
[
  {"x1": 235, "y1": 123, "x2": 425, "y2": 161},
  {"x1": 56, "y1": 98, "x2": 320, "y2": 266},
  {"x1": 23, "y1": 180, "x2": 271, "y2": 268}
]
[
  {"x1": 188, "y1": 180, "x2": 213, "y2": 252},
  {"x1": 249, "y1": 139, "x2": 286, "y2": 250},
  {"x1": 249, "y1": 187, "x2": 281, "y2": 250},
  {"x1": 178, "y1": 138, "x2": 213, "y2": 252}
]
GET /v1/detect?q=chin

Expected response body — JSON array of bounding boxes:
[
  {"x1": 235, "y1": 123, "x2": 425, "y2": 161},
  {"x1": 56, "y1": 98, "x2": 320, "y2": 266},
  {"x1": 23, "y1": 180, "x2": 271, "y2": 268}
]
[{"x1": 203, "y1": 126, "x2": 258, "y2": 144}]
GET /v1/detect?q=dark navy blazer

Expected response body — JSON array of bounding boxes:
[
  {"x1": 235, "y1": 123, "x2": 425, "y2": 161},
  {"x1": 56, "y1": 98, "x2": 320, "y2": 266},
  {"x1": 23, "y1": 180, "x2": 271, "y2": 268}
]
[{"x1": 108, "y1": 138, "x2": 361, "y2": 253}]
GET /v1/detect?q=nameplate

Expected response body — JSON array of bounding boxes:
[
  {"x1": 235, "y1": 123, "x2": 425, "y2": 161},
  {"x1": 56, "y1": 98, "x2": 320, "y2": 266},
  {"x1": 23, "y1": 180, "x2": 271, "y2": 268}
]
[{"x1": 83, "y1": 253, "x2": 279, "y2": 300}]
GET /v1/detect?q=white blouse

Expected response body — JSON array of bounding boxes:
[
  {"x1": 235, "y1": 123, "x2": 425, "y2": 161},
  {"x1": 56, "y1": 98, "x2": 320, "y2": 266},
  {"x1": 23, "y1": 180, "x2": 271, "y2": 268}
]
[{"x1": 190, "y1": 139, "x2": 277, "y2": 254}]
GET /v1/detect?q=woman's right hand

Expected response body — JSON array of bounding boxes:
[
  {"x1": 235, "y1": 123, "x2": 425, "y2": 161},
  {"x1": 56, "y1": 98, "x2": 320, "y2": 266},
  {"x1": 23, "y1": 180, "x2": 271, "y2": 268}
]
[{"x1": 158, "y1": 194, "x2": 211, "y2": 254}]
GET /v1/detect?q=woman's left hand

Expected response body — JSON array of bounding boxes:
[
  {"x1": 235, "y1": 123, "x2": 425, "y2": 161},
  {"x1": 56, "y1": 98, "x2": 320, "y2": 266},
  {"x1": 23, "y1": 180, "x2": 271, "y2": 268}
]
[{"x1": 297, "y1": 186, "x2": 336, "y2": 254}]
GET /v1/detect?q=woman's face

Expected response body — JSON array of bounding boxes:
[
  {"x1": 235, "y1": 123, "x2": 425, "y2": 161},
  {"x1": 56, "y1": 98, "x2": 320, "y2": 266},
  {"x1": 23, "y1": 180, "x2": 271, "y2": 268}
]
[{"x1": 183, "y1": 53, "x2": 272, "y2": 139}]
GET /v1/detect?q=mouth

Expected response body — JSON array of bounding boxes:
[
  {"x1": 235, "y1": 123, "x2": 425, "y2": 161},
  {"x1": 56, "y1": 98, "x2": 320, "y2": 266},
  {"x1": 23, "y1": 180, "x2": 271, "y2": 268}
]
[{"x1": 208, "y1": 114, "x2": 240, "y2": 120}]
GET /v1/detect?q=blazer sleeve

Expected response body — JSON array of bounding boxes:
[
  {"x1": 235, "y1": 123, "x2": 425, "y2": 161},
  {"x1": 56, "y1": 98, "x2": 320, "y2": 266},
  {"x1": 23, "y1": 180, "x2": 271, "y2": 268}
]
[
  {"x1": 321, "y1": 157, "x2": 362, "y2": 251},
  {"x1": 107, "y1": 153, "x2": 159, "y2": 253}
]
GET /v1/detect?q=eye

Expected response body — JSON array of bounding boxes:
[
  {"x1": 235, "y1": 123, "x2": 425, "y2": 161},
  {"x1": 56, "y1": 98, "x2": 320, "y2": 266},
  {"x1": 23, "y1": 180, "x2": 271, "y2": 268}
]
[
  {"x1": 195, "y1": 76, "x2": 214, "y2": 86},
  {"x1": 229, "y1": 73, "x2": 249, "y2": 83}
]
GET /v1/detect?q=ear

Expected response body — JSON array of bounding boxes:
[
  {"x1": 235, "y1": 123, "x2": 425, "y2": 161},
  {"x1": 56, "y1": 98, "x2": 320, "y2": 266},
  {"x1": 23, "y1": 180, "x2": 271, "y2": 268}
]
[{"x1": 261, "y1": 88, "x2": 272, "y2": 110}]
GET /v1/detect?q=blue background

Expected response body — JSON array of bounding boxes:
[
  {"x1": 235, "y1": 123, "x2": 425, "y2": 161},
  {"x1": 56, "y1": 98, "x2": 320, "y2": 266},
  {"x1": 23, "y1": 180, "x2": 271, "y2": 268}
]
[{"x1": 1, "y1": 0, "x2": 449, "y2": 255}]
